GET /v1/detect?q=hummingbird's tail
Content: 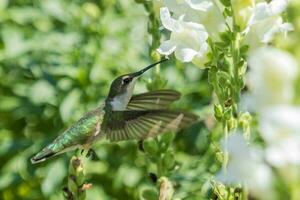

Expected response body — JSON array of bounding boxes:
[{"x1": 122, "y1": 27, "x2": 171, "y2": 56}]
[
  {"x1": 31, "y1": 147, "x2": 57, "y2": 164},
  {"x1": 31, "y1": 141, "x2": 79, "y2": 164},
  {"x1": 31, "y1": 145, "x2": 79, "y2": 164}
]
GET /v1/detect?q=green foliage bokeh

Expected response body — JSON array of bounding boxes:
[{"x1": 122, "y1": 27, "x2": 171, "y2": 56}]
[{"x1": 0, "y1": 0, "x2": 216, "y2": 199}]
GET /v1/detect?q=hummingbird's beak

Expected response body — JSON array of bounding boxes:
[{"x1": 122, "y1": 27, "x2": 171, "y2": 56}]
[{"x1": 131, "y1": 59, "x2": 168, "y2": 78}]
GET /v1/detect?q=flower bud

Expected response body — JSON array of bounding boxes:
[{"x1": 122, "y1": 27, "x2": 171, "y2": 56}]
[
  {"x1": 232, "y1": 0, "x2": 255, "y2": 30},
  {"x1": 151, "y1": 50, "x2": 161, "y2": 62},
  {"x1": 214, "y1": 104, "x2": 223, "y2": 120},
  {"x1": 223, "y1": 107, "x2": 232, "y2": 120},
  {"x1": 239, "y1": 112, "x2": 252, "y2": 140},
  {"x1": 227, "y1": 117, "x2": 237, "y2": 130},
  {"x1": 68, "y1": 176, "x2": 78, "y2": 194},
  {"x1": 144, "y1": 138, "x2": 159, "y2": 155},
  {"x1": 216, "y1": 151, "x2": 224, "y2": 163},
  {"x1": 162, "y1": 151, "x2": 175, "y2": 170},
  {"x1": 160, "y1": 133, "x2": 175, "y2": 148}
]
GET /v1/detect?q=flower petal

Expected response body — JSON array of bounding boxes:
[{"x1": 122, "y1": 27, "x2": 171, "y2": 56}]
[
  {"x1": 252, "y1": 2, "x2": 272, "y2": 22},
  {"x1": 157, "y1": 40, "x2": 176, "y2": 55},
  {"x1": 185, "y1": 0, "x2": 213, "y2": 11},
  {"x1": 174, "y1": 48, "x2": 198, "y2": 62},
  {"x1": 270, "y1": 0, "x2": 288, "y2": 15},
  {"x1": 252, "y1": 0, "x2": 288, "y2": 23},
  {"x1": 160, "y1": 7, "x2": 181, "y2": 32}
]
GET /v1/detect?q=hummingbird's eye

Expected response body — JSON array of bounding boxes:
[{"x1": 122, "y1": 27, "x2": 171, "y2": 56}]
[{"x1": 123, "y1": 77, "x2": 131, "y2": 85}]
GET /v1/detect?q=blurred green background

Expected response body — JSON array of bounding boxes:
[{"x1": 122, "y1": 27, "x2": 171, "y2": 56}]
[{"x1": 0, "y1": 0, "x2": 218, "y2": 199}]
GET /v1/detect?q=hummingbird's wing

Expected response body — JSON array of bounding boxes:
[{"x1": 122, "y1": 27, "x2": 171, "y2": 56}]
[
  {"x1": 105, "y1": 110, "x2": 198, "y2": 142},
  {"x1": 126, "y1": 90, "x2": 181, "y2": 110}
]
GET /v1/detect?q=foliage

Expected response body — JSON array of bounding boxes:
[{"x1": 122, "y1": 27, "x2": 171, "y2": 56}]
[
  {"x1": 0, "y1": 0, "x2": 211, "y2": 199},
  {"x1": 1, "y1": 0, "x2": 300, "y2": 200}
]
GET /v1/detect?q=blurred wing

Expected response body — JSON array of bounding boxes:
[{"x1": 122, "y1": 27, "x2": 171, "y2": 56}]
[
  {"x1": 126, "y1": 90, "x2": 181, "y2": 110},
  {"x1": 105, "y1": 110, "x2": 198, "y2": 142}
]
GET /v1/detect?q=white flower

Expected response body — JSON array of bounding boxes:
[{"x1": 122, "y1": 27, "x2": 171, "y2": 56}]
[
  {"x1": 259, "y1": 106, "x2": 300, "y2": 167},
  {"x1": 244, "y1": 47, "x2": 298, "y2": 110},
  {"x1": 163, "y1": 0, "x2": 226, "y2": 40},
  {"x1": 163, "y1": 0, "x2": 212, "y2": 14},
  {"x1": 217, "y1": 133, "x2": 273, "y2": 199},
  {"x1": 244, "y1": 0, "x2": 292, "y2": 49},
  {"x1": 232, "y1": 0, "x2": 255, "y2": 30},
  {"x1": 157, "y1": 7, "x2": 209, "y2": 67}
]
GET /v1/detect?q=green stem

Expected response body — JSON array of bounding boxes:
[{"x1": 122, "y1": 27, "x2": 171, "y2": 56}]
[
  {"x1": 231, "y1": 32, "x2": 241, "y2": 105},
  {"x1": 157, "y1": 155, "x2": 164, "y2": 178},
  {"x1": 222, "y1": 121, "x2": 229, "y2": 172},
  {"x1": 63, "y1": 156, "x2": 91, "y2": 200}
]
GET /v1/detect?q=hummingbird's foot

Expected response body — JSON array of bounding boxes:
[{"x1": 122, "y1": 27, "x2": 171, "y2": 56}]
[
  {"x1": 86, "y1": 149, "x2": 99, "y2": 161},
  {"x1": 138, "y1": 140, "x2": 144, "y2": 152}
]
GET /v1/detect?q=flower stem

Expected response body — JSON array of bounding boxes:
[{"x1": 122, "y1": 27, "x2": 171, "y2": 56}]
[{"x1": 63, "y1": 156, "x2": 91, "y2": 200}]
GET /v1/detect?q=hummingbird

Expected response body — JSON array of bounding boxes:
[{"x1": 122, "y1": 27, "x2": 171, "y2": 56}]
[{"x1": 31, "y1": 60, "x2": 198, "y2": 164}]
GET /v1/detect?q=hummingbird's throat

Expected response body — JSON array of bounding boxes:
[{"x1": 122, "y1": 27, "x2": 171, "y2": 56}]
[{"x1": 110, "y1": 78, "x2": 137, "y2": 111}]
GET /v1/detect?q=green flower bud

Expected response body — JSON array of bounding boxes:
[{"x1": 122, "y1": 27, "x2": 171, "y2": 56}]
[
  {"x1": 151, "y1": 50, "x2": 161, "y2": 62},
  {"x1": 232, "y1": 0, "x2": 255, "y2": 30},
  {"x1": 69, "y1": 156, "x2": 79, "y2": 175},
  {"x1": 227, "y1": 117, "x2": 237, "y2": 130},
  {"x1": 223, "y1": 107, "x2": 232, "y2": 120},
  {"x1": 216, "y1": 152, "x2": 223, "y2": 163},
  {"x1": 76, "y1": 171, "x2": 85, "y2": 186},
  {"x1": 144, "y1": 138, "x2": 159, "y2": 155},
  {"x1": 239, "y1": 112, "x2": 252, "y2": 124},
  {"x1": 68, "y1": 175, "x2": 78, "y2": 194},
  {"x1": 160, "y1": 133, "x2": 175, "y2": 148},
  {"x1": 239, "y1": 112, "x2": 252, "y2": 139},
  {"x1": 162, "y1": 151, "x2": 175, "y2": 170},
  {"x1": 213, "y1": 182, "x2": 228, "y2": 199},
  {"x1": 214, "y1": 104, "x2": 223, "y2": 120}
]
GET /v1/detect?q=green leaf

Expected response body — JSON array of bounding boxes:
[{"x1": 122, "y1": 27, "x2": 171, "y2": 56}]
[
  {"x1": 162, "y1": 151, "x2": 175, "y2": 170},
  {"x1": 143, "y1": 138, "x2": 159, "y2": 155},
  {"x1": 240, "y1": 45, "x2": 250, "y2": 57},
  {"x1": 160, "y1": 133, "x2": 175, "y2": 148},
  {"x1": 220, "y1": 0, "x2": 231, "y2": 7}
]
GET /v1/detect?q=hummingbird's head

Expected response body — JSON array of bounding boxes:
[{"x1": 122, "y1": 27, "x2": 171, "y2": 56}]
[{"x1": 106, "y1": 59, "x2": 167, "y2": 111}]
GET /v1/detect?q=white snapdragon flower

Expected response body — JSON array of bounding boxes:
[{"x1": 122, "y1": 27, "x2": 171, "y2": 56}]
[
  {"x1": 259, "y1": 106, "x2": 300, "y2": 167},
  {"x1": 217, "y1": 134, "x2": 273, "y2": 199},
  {"x1": 163, "y1": 0, "x2": 226, "y2": 40},
  {"x1": 157, "y1": 7, "x2": 209, "y2": 67},
  {"x1": 244, "y1": 47, "x2": 298, "y2": 110},
  {"x1": 232, "y1": 0, "x2": 255, "y2": 30},
  {"x1": 163, "y1": 0, "x2": 213, "y2": 14},
  {"x1": 244, "y1": 0, "x2": 292, "y2": 49}
]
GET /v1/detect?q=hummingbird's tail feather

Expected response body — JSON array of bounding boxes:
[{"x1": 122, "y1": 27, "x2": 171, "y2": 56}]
[
  {"x1": 31, "y1": 147, "x2": 57, "y2": 164},
  {"x1": 31, "y1": 144, "x2": 80, "y2": 164}
]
